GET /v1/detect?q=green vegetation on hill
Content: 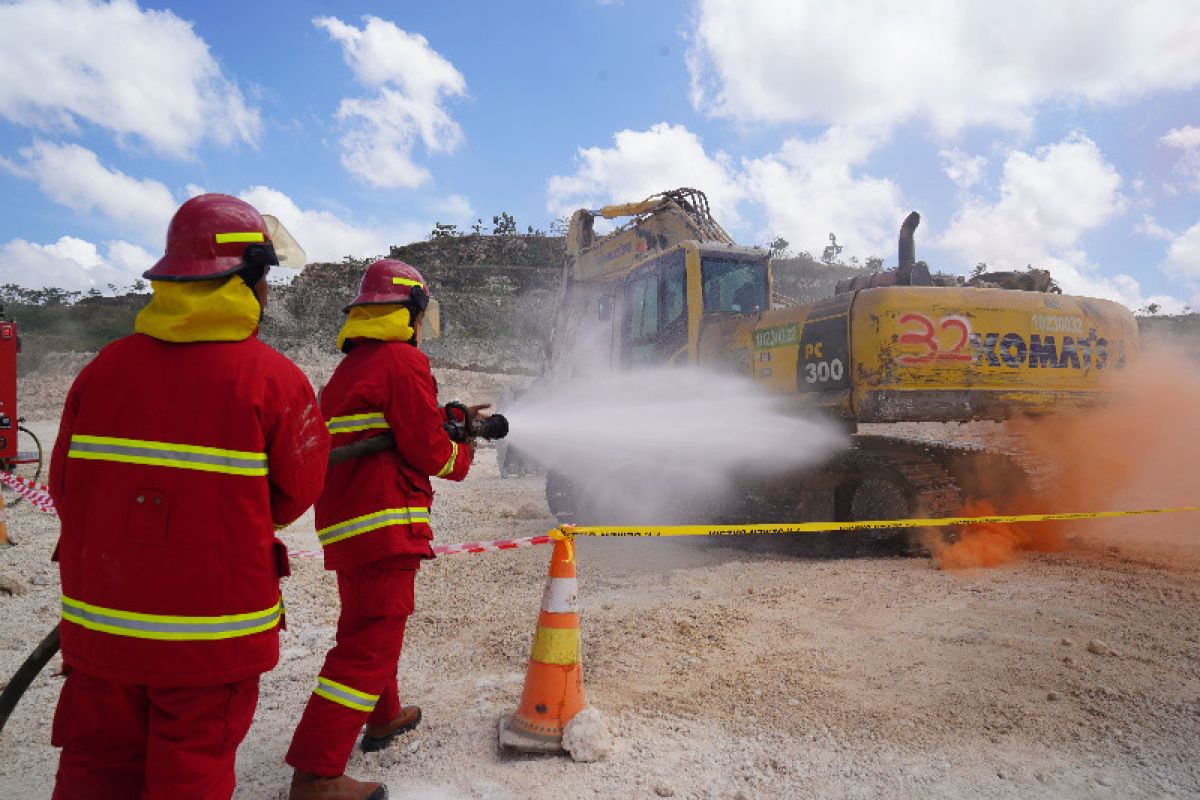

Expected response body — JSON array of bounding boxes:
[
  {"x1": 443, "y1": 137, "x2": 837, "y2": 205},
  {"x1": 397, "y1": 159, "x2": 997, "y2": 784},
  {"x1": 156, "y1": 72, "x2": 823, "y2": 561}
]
[
  {"x1": 389, "y1": 233, "x2": 565, "y2": 271},
  {"x1": 1, "y1": 286, "x2": 149, "y2": 372},
  {"x1": 770, "y1": 253, "x2": 874, "y2": 304}
]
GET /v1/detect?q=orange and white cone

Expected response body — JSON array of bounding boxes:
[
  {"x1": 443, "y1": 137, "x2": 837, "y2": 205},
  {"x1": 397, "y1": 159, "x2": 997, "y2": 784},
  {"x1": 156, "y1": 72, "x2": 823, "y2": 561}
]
[{"x1": 498, "y1": 532, "x2": 585, "y2": 753}]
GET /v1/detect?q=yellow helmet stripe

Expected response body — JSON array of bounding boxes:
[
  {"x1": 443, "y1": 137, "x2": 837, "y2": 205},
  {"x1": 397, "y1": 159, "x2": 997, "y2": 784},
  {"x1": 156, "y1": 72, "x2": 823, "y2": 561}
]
[
  {"x1": 391, "y1": 277, "x2": 423, "y2": 287},
  {"x1": 215, "y1": 231, "x2": 265, "y2": 244}
]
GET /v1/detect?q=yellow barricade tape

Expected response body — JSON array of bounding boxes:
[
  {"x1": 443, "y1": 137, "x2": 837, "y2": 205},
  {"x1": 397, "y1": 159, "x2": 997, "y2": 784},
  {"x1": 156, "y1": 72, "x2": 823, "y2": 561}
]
[
  {"x1": 548, "y1": 527, "x2": 575, "y2": 562},
  {"x1": 556, "y1": 506, "x2": 1200, "y2": 539}
]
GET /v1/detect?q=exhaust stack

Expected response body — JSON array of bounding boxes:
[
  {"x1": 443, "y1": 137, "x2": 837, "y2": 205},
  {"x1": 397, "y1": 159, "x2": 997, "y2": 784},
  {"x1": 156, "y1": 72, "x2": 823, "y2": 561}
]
[
  {"x1": 898, "y1": 211, "x2": 920, "y2": 269},
  {"x1": 834, "y1": 211, "x2": 931, "y2": 294}
]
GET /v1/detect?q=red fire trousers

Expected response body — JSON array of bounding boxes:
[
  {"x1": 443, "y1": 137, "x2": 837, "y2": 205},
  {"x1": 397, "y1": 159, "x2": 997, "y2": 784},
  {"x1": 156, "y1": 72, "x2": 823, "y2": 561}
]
[
  {"x1": 51, "y1": 668, "x2": 259, "y2": 800},
  {"x1": 286, "y1": 557, "x2": 417, "y2": 776}
]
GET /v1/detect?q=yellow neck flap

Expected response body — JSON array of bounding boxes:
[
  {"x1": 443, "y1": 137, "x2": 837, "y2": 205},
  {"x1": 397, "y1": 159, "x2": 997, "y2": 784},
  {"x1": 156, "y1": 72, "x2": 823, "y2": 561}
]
[
  {"x1": 337, "y1": 305, "x2": 415, "y2": 352},
  {"x1": 134, "y1": 277, "x2": 261, "y2": 343}
]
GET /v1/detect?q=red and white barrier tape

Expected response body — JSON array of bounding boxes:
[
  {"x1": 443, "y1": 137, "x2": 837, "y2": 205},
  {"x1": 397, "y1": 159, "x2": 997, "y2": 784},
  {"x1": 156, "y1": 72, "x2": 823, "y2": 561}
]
[
  {"x1": 434, "y1": 534, "x2": 555, "y2": 557},
  {"x1": 0, "y1": 472, "x2": 56, "y2": 515},
  {"x1": 1, "y1": 480, "x2": 555, "y2": 562}
]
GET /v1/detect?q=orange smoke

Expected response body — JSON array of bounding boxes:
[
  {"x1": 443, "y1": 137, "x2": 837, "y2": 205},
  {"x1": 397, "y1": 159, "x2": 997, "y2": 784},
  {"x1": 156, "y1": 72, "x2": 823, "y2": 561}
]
[
  {"x1": 929, "y1": 342, "x2": 1200, "y2": 569},
  {"x1": 930, "y1": 499, "x2": 1064, "y2": 569}
]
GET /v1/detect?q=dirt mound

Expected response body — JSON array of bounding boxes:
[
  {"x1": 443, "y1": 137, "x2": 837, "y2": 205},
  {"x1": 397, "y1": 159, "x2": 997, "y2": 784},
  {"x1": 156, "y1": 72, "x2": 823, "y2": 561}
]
[
  {"x1": 17, "y1": 351, "x2": 92, "y2": 419},
  {"x1": 264, "y1": 237, "x2": 561, "y2": 373},
  {"x1": 1139, "y1": 313, "x2": 1200, "y2": 363}
]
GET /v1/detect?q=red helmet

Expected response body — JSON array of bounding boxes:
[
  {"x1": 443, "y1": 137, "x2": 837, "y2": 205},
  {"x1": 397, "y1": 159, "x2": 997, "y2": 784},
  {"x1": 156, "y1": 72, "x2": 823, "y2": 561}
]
[
  {"x1": 345, "y1": 259, "x2": 430, "y2": 312},
  {"x1": 144, "y1": 194, "x2": 278, "y2": 282}
]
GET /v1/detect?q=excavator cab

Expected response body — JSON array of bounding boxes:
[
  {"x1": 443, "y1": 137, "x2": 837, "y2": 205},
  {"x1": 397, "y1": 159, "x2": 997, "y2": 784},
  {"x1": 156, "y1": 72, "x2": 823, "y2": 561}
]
[{"x1": 616, "y1": 242, "x2": 771, "y2": 368}]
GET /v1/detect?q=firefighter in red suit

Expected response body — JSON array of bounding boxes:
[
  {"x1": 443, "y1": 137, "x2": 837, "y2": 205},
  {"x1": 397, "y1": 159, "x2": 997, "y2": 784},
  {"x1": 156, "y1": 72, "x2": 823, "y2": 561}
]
[
  {"x1": 285, "y1": 260, "x2": 478, "y2": 800},
  {"x1": 48, "y1": 194, "x2": 331, "y2": 800}
]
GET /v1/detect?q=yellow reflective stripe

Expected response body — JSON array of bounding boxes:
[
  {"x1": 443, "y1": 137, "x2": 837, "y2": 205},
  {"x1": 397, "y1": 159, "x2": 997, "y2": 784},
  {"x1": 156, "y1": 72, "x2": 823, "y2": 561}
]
[
  {"x1": 391, "y1": 277, "x2": 423, "y2": 287},
  {"x1": 214, "y1": 231, "x2": 265, "y2": 244},
  {"x1": 68, "y1": 434, "x2": 267, "y2": 476},
  {"x1": 317, "y1": 507, "x2": 431, "y2": 547},
  {"x1": 436, "y1": 441, "x2": 459, "y2": 478},
  {"x1": 531, "y1": 625, "x2": 579, "y2": 665},
  {"x1": 327, "y1": 412, "x2": 390, "y2": 434},
  {"x1": 61, "y1": 595, "x2": 282, "y2": 641},
  {"x1": 314, "y1": 676, "x2": 379, "y2": 712}
]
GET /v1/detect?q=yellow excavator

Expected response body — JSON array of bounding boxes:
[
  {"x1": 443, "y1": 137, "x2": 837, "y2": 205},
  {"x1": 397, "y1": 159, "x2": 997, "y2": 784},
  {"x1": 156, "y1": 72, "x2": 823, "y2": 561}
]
[{"x1": 539, "y1": 188, "x2": 1138, "y2": 536}]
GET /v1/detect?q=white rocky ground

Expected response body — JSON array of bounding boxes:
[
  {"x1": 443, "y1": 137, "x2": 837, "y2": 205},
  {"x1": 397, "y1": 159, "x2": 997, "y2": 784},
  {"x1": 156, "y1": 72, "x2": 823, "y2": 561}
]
[{"x1": 0, "y1": 358, "x2": 1197, "y2": 799}]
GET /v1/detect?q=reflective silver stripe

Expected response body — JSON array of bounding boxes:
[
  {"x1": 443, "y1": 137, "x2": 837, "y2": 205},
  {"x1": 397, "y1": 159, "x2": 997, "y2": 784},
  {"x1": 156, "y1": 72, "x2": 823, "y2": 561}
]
[
  {"x1": 314, "y1": 677, "x2": 379, "y2": 712},
  {"x1": 68, "y1": 435, "x2": 267, "y2": 476},
  {"x1": 61, "y1": 596, "x2": 282, "y2": 641},
  {"x1": 327, "y1": 413, "x2": 389, "y2": 434},
  {"x1": 317, "y1": 507, "x2": 431, "y2": 547}
]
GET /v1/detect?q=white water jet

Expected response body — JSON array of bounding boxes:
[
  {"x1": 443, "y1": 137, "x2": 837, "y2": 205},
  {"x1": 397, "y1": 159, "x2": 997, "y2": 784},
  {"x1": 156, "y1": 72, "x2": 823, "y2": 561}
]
[{"x1": 503, "y1": 368, "x2": 846, "y2": 523}]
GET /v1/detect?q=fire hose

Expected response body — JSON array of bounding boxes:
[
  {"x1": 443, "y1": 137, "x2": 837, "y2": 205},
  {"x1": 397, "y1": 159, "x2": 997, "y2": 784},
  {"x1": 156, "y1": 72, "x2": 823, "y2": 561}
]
[{"x1": 0, "y1": 406, "x2": 508, "y2": 733}]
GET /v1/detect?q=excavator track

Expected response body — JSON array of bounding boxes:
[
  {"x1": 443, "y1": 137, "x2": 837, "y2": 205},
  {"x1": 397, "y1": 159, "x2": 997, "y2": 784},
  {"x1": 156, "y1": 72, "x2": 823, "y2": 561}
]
[
  {"x1": 877, "y1": 435, "x2": 1054, "y2": 506},
  {"x1": 835, "y1": 436, "x2": 964, "y2": 540}
]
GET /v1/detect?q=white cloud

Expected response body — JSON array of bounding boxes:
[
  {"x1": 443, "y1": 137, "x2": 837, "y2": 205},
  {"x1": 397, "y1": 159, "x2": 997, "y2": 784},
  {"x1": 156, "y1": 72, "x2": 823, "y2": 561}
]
[
  {"x1": 0, "y1": 169, "x2": 449, "y2": 286},
  {"x1": 316, "y1": 15, "x2": 466, "y2": 188},
  {"x1": 238, "y1": 186, "x2": 426, "y2": 263},
  {"x1": 941, "y1": 134, "x2": 1126, "y2": 257},
  {"x1": 742, "y1": 128, "x2": 904, "y2": 258},
  {"x1": 1161, "y1": 125, "x2": 1200, "y2": 191},
  {"x1": 1165, "y1": 221, "x2": 1200, "y2": 280},
  {"x1": 939, "y1": 148, "x2": 988, "y2": 190},
  {"x1": 2, "y1": 141, "x2": 176, "y2": 241},
  {"x1": 0, "y1": 0, "x2": 260, "y2": 157},
  {"x1": 1136, "y1": 215, "x2": 1174, "y2": 241},
  {"x1": 546, "y1": 123, "x2": 744, "y2": 225},
  {"x1": 936, "y1": 134, "x2": 1181, "y2": 310},
  {"x1": 546, "y1": 123, "x2": 904, "y2": 257},
  {"x1": 1161, "y1": 126, "x2": 1200, "y2": 150},
  {"x1": 0, "y1": 183, "x2": 454, "y2": 289},
  {"x1": 687, "y1": 0, "x2": 1200, "y2": 135},
  {"x1": 0, "y1": 236, "x2": 154, "y2": 292}
]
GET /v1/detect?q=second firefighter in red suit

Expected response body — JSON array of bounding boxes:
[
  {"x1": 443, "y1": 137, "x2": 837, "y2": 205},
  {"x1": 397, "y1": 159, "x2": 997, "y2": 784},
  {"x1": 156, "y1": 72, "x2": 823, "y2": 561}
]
[
  {"x1": 286, "y1": 259, "x2": 480, "y2": 800},
  {"x1": 48, "y1": 194, "x2": 330, "y2": 800}
]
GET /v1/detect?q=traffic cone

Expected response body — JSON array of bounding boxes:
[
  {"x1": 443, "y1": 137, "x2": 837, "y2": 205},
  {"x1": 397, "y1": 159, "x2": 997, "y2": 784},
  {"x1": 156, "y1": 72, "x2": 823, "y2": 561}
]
[{"x1": 498, "y1": 533, "x2": 585, "y2": 753}]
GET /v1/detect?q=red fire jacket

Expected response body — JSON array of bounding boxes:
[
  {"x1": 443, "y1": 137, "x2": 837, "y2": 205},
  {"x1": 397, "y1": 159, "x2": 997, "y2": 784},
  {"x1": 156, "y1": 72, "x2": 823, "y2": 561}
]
[
  {"x1": 49, "y1": 333, "x2": 330, "y2": 686},
  {"x1": 316, "y1": 340, "x2": 471, "y2": 571}
]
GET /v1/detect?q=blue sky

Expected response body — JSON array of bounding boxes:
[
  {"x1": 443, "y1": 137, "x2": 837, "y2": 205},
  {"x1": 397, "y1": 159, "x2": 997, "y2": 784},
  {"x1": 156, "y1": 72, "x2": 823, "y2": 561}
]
[{"x1": 0, "y1": 0, "x2": 1198, "y2": 312}]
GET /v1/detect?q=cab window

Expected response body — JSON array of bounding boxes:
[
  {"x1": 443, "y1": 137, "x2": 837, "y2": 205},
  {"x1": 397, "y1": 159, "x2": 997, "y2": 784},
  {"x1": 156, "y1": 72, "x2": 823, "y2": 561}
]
[
  {"x1": 622, "y1": 250, "x2": 687, "y2": 365},
  {"x1": 701, "y1": 257, "x2": 768, "y2": 313}
]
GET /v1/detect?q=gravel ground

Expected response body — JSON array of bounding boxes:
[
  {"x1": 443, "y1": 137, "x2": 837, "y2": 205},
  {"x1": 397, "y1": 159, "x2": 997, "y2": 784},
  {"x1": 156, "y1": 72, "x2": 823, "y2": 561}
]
[{"x1": 0, "y1": 360, "x2": 1197, "y2": 799}]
